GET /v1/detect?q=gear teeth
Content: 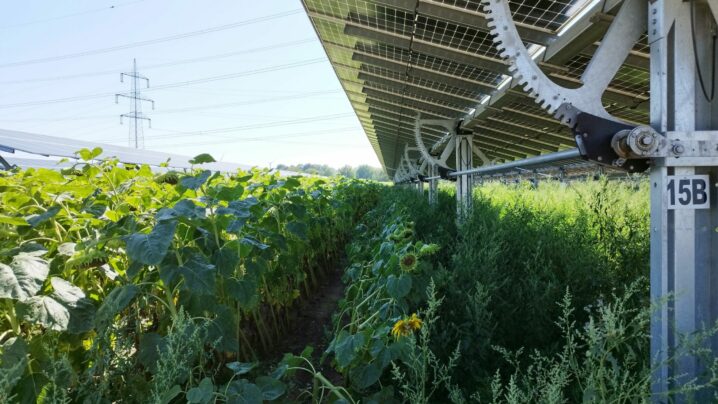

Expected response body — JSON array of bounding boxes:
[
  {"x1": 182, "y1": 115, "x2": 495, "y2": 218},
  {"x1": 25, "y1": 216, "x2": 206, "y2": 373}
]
[
  {"x1": 481, "y1": 0, "x2": 593, "y2": 128},
  {"x1": 539, "y1": 98, "x2": 556, "y2": 112}
]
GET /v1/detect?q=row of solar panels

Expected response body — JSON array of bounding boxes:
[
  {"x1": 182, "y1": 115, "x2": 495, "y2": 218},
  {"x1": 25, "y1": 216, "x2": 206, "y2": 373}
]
[
  {"x1": 302, "y1": 0, "x2": 648, "y2": 176},
  {"x1": 0, "y1": 129, "x2": 300, "y2": 176}
]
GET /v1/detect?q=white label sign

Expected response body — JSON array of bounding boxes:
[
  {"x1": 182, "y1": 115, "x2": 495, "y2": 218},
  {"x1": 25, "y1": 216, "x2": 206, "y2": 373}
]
[{"x1": 666, "y1": 175, "x2": 711, "y2": 209}]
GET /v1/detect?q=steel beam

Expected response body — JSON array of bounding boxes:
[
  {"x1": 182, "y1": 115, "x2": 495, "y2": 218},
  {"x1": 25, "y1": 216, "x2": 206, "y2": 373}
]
[
  {"x1": 358, "y1": 72, "x2": 480, "y2": 107},
  {"x1": 449, "y1": 148, "x2": 582, "y2": 177},
  {"x1": 362, "y1": 88, "x2": 465, "y2": 117},
  {"x1": 483, "y1": 116, "x2": 571, "y2": 145},
  {"x1": 350, "y1": 50, "x2": 498, "y2": 93},
  {"x1": 362, "y1": 86, "x2": 469, "y2": 114},
  {"x1": 343, "y1": 14, "x2": 509, "y2": 74},
  {"x1": 474, "y1": 123, "x2": 563, "y2": 150}
]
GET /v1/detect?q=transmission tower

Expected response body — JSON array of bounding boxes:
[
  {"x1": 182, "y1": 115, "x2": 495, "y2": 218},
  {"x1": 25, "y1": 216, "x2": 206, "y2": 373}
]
[{"x1": 115, "y1": 59, "x2": 154, "y2": 148}]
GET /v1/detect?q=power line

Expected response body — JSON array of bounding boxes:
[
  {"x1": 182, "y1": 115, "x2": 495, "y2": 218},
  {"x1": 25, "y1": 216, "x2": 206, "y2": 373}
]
[
  {"x1": 113, "y1": 126, "x2": 360, "y2": 148},
  {"x1": 146, "y1": 59, "x2": 326, "y2": 91},
  {"x1": 150, "y1": 90, "x2": 340, "y2": 115},
  {"x1": 0, "y1": 38, "x2": 316, "y2": 85},
  {"x1": 0, "y1": 0, "x2": 146, "y2": 30},
  {"x1": 0, "y1": 58, "x2": 326, "y2": 109},
  {"x1": 0, "y1": 90, "x2": 341, "y2": 122},
  {"x1": 0, "y1": 9, "x2": 302, "y2": 68},
  {"x1": 91, "y1": 112, "x2": 356, "y2": 142}
]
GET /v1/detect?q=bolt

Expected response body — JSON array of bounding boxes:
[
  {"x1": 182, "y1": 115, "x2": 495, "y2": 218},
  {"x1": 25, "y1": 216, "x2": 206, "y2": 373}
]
[
  {"x1": 639, "y1": 134, "x2": 654, "y2": 146},
  {"x1": 672, "y1": 144, "x2": 685, "y2": 155}
]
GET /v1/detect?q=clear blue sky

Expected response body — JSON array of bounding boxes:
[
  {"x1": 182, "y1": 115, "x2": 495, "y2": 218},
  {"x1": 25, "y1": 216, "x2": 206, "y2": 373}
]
[{"x1": 0, "y1": 0, "x2": 381, "y2": 169}]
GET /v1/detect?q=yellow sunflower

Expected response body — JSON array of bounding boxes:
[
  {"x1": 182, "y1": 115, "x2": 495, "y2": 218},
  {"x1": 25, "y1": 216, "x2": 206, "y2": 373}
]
[{"x1": 391, "y1": 313, "x2": 423, "y2": 338}]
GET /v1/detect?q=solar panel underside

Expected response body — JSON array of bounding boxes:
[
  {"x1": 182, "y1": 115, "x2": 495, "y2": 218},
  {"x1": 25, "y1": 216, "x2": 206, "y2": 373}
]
[{"x1": 301, "y1": 0, "x2": 649, "y2": 176}]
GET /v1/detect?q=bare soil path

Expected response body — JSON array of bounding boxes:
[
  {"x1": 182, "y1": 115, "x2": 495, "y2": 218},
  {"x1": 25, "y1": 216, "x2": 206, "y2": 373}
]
[{"x1": 270, "y1": 261, "x2": 346, "y2": 385}]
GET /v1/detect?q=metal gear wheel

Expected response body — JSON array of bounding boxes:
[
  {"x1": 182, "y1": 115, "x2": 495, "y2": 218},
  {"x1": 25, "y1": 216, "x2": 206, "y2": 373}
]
[{"x1": 480, "y1": 0, "x2": 646, "y2": 127}]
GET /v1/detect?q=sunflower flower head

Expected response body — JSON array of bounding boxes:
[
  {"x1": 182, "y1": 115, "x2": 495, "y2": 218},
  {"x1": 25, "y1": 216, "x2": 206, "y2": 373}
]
[
  {"x1": 399, "y1": 253, "x2": 418, "y2": 272},
  {"x1": 391, "y1": 313, "x2": 423, "y2": 339}
]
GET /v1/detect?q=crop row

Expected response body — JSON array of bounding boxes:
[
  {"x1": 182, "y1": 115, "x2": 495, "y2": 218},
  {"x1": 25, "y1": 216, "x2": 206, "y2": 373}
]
[{"x1": 0, "y1": 149, "x2": 381, "y2": 402}]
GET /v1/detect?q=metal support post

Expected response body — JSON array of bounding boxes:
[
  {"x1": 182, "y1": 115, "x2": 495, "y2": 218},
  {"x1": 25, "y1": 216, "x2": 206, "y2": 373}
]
[
  {"x1": 650, "y1": 1, "x2": 718, "y2": 400},
  {"x1": 455, "y1": 133, "x2": 473, "y2": 219},
  {"x1": 417, "y1": 179, "x2": 424, "y2": 194},
  {"x1": 428, "y1": 164, "x2": 439, "y2": 205}
]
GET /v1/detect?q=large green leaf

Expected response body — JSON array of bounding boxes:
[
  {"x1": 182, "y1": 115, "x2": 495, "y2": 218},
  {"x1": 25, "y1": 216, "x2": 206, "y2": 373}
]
[
  {"x1": 208, "y1": 304, "x2": 239, "y2": 353},
  {"x1": 285, "y1": 221, "x2": 307, "y2": 239},
  {"x1": 186, "y1": 377, "x2": 214, "y2": 404},
  {"x1": 350, "y1": 363, "x2": 381, "y2": 390},
  {"x1": 173, "y1": 199, "x2": 205, "y2": 220},
  {"x1": 159, "y1": 384, "x2": 182, "y2": 404},
  {"x1": 180, "y1": 170, "x2": 212, "y2": 190},
  {"x1": 214, "y1": 184, "x2": 244, "y2": 202},
  {"x1": 50, "y1": 277, "x2": 96, "y2": 334},
  {"x1": 125, "y1": 220, "x2": 177, "y2": 266},
  {"x1": 225, "y1": 380, "x2": 263, "y2": 404},
  {"x1": 240, "y1": 237, "x2": 268, "y2": 251},
  {"x1": 334, "y1": 331, "x2": 365, "y2": 368},
  {"x1": 212, "y1": 246, "x2": 239, "y2": 277},
  {"x1": 226, "y1": 361, "x2": 256, "y2": 375},
  {"x1": 138, "y1": 332, "x2": 167, "y2": 373},
  {"x1": 189, "y1": 153, "x2": 216, "y2": 165},
  {"x1": 255, "y1": 376, "x2": 286, "y2": 401},
  {"x1": 0, "y1": 215, "x2": 28, "y2": 226},
  {"x1": 217, "y1": 197, "x2": 258, "y2": 217},
  {"x1": 386, "y1": 274, "x2": 412, "y2": 300},
  {"x1": 77, "y1": 147, "x2": 103, "y2": 161},
  {"x1": 95, "y1": 284, "x2": 138, "y2": 329},
  {"x1": 26, "y1": 205, "x2": 61, "y2": 228},
  {"x1": 225, "y1": 277, "x2": 259, "y2": 310},
  {"x1": 0, "y1": 253, "x2": 49, "y2": 300},
  {"x1": 16, "y1": 295, "x2": 70, "y2": 331},
  {"x1": 178, "y1": 253, "x2": 216, "y2": 295},
  {"x1": 49, "y1": 277, "x2": 83, "y2": 305},
  {"x1": 0, "y1": 337, "x2": 27, "y2": 389}
]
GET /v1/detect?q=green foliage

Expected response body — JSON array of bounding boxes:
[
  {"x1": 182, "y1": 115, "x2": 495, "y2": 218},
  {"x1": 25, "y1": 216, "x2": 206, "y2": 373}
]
[
  {"x1": 276, "y1": 162, "x2": 390, "y2": 181},
  {"x1": 323, "y1": 178, "x2": 658, "y2": 402},
  {"x1": 0, "y1": 153, "x2": 382, "y2": 402}
]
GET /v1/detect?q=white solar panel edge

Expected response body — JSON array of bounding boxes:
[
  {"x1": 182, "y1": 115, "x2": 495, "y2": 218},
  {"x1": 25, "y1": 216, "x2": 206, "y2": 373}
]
[{"x1": 0, "y1": 128, "x2": 253, "y2": 173}]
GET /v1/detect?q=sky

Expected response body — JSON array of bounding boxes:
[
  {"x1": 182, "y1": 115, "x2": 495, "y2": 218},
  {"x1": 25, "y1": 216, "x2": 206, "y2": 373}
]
[{"x1": 0, "y1": 0, "x2": 381, "y2": 169}]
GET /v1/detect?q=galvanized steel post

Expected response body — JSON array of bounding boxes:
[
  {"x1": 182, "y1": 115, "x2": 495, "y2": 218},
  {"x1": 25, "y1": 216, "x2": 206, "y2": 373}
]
[
  {"x1": 455, "y1": 133, "x2": 473, "y2": 219},
  {"x1": 649, "y1": 1, "x2": 718, "y2": 400},
  {"x1": 428, "y1": 164, "x2": 439, "y2": 205}
]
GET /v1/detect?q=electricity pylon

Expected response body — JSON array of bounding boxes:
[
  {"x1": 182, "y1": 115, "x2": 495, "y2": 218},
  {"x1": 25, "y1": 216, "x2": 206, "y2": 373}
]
[{"x1": 115, "y1": 59, "x2": 154, "y2": 148}]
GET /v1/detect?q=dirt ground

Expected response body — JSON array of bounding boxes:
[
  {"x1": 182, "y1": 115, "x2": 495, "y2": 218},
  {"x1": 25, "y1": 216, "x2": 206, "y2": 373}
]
[{"x1": 269, "y1": 263, "x2": 346, "y2": 387}]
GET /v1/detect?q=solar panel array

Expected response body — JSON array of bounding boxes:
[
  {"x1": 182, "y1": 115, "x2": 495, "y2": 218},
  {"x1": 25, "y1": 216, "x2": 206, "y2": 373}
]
[
  {"x1": 0, "y1": 129, "x2": 303, "y2": 176},
  {"x1": 302, "y1": 0, "x2": 649, "y2": 176}
]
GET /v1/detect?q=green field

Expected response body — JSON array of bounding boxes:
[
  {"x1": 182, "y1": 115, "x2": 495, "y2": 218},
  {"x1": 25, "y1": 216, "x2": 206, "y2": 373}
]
[{"x1": 2, "y1": 152, "x2": 713, "y2": 403}]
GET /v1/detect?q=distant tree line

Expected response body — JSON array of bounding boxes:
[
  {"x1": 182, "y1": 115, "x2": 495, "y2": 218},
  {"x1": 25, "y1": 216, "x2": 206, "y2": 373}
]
[{"x1": 275, "y1": 163, "x2": 389, "y2": 181}]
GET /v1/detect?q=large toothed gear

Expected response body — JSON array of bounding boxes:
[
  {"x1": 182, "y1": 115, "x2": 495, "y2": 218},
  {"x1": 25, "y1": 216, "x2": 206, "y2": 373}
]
[{"x1": 480, "y1": 0, "x2": 646, "y2": 127}]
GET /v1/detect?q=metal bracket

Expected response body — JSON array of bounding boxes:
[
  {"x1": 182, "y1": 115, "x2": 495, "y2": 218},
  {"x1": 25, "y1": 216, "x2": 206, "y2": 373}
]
[
  {"x1": 657, "y1": 130, "x2": 718, "y2": 166},
  {"x1": 0, "y1": 155, "x2": 16, "y2": 170},
  {"x1": 573, "y1": 112, "x2": 651, "y2": 172},
  {"x1": 414, "y1": 115, "x2": 459, "y2": 169}
]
